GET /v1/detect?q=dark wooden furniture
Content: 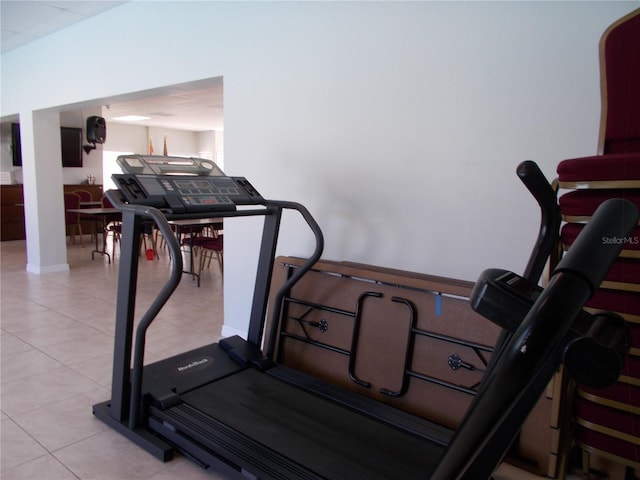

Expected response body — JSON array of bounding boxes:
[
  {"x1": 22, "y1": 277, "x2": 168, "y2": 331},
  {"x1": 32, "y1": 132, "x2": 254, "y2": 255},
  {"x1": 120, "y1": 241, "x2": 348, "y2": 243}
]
[
  {"x1": 0, "y1": 185, "x2": 25, "y2": 241},
  {"x1": 62, "y1": 184, "x2": 103, "y2": 199},
  {"x1": 0, "y1": 184, "x2": 103, "y2": 241}
]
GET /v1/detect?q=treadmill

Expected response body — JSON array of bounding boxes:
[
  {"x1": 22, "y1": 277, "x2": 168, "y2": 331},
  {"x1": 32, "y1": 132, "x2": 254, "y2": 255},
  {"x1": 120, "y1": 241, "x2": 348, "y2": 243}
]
[{"x1": 93, "y1": 155, "x2": 638, "y2": 479}]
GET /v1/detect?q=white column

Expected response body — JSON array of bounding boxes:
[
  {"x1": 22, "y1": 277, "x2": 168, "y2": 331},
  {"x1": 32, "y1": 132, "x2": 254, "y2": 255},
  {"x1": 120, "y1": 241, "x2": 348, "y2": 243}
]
[{"x1": 20, "y1": 110, "x2": 69, "y2": 274}]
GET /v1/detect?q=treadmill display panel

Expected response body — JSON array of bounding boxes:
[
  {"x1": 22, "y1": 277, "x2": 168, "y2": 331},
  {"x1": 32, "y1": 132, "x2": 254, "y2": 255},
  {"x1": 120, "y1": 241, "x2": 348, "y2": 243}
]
[
  {"x1": 138, "y1": 176, "x2": 168, "y2": 196},
  {"x1": 182, "y1": 195, "x2": 232, "y2": 206},
  {"x1": 168, "y1": 178, "x2": 240, "y2": 196},
  {"x1": 116, "y1": 154, "x2": 226, "y2": 177},
  {"x1": 113, "y1": 173, "x2": 264, "y2": 213},
  {"x1": 112, "y1": 155, "x2": 264, "y2": 213}
]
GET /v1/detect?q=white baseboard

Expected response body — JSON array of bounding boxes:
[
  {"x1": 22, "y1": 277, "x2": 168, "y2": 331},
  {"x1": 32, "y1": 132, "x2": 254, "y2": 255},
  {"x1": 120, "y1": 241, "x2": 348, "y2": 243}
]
[{"x1": 26, "y1": 263, "x2": 70, "y2": 274}]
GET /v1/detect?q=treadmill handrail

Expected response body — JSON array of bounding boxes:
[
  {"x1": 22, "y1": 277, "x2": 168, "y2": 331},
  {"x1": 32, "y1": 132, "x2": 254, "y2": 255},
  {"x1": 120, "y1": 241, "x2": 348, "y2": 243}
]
[
  {"x1": 432, "y1": 198, "x2": 639, "y2": 480},
  {"x1": 105, "y1": 190, "x2": 185, "y2": 429},
  {"x1": 253, "y1": 199, "x2": 325, "y2": 352}
]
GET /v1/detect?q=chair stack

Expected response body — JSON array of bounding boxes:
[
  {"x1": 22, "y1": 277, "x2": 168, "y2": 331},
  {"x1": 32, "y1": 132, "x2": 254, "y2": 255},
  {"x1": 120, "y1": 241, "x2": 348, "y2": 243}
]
[
  {"x1": 556, "y1": 158, "x2": 640, "y2": 478},
  {"x1": 555, "y1": 8, "x2": 640, "y2": 478}
]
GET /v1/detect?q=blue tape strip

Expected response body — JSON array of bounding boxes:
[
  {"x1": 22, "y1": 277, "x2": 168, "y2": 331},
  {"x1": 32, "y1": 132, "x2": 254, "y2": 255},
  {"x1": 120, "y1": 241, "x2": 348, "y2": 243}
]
[{"x1": 435, "y1": 294, "x2": 442, "y2": 316}]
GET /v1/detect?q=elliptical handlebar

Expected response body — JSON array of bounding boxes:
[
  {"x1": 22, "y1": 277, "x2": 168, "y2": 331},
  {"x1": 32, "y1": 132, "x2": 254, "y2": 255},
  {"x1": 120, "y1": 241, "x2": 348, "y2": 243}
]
[
  {"x1": 516, "y1": 160, "x2": 561, "y2": 284},
  {"x1": 433, "y1": 198, "x2": 639, "y2": 480}
]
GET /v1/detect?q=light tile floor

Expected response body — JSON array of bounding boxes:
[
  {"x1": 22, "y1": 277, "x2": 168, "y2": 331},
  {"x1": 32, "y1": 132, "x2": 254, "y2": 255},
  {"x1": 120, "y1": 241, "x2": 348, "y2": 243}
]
[{"x1": 1, "y1": 238, "x2": 577, "y2": 479}]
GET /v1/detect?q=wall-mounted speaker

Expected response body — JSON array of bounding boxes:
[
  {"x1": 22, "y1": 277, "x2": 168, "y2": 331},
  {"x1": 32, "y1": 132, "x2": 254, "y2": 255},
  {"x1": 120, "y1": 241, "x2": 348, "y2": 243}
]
[{"x1": 86, "y1": 116, "x2": 106, "y2": 144}]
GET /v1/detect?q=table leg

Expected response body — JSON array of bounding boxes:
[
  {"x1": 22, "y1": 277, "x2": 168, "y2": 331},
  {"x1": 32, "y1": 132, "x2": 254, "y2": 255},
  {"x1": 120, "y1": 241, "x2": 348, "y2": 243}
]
[
  {"x1": 175, "y1": 226, "x2": 200, "y2": 287},
  {"x1": 91, "y1": 216, "x2": 111, "y2": 263}
]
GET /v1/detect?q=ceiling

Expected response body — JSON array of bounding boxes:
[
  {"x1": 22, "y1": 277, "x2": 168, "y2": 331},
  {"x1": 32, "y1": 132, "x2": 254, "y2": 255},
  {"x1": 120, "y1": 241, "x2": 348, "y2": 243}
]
[
  {"x1": 1, "y1": 1, "x2": 127, "y2": 54},
  {"x1": 1, "y1": 1, "x2": 223, "y2": 132},
  {"x1": 100, "y1": 79, "x2": 224, "y2": 132}
]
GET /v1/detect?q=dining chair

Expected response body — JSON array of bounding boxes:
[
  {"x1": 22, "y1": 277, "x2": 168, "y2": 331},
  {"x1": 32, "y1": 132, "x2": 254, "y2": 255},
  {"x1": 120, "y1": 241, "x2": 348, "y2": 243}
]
[
  {"x1": 73, "y1": 189, "x2": 95, "y2": 239},
  {"x1": 102, "y1": 195, "x2": 159, "y2": 259},
  {"x1": 73, "y1": 189, "x2": 93, "y2": 204},
  {"x1": 63, "y1": 192, "x2": 83, "y2": 246},
  {"x1": 193, "y1": 235, "x2": 224, "y2": 277},
  {"x1": 102, "y1": 195, "x2": 123, "y2": 255}
]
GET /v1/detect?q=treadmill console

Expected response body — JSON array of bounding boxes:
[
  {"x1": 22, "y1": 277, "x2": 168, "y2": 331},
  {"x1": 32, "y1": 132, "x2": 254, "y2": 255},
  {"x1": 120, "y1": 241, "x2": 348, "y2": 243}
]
[{"x1": 112, "y1": 154, "x2": 264, "y2": 213}]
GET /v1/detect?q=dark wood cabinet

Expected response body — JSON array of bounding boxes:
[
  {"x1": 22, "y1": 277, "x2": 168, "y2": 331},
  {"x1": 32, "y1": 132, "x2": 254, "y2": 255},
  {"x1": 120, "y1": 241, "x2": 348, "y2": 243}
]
[
  {"x1": 62, "y1": 184, "x2": 104, "y2": 199},
  {"x1": 1, "y1": 185, "x2": 26, "y2": 241},
  {"x1": 1, "y1": 184, "x2": 104, "y2": 241}
]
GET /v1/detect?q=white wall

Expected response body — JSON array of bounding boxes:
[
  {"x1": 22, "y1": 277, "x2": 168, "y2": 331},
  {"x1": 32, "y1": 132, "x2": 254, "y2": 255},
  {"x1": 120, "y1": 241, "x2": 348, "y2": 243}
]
[
  {"x1": 102, "y1": 123, "x2": 214, "y2": 156},
  {"x1": 102, "y1": 122, "x2": 149, "y2": 155},
  {"x1": 101, "y1": 123, "x2": 216, "y2": 187},
  {"x1": 0, "y1": 110, "x2": 105, "y2": 185},
  {"x1": 2, "y1": 1, "x2": 636, "y2": 337}
]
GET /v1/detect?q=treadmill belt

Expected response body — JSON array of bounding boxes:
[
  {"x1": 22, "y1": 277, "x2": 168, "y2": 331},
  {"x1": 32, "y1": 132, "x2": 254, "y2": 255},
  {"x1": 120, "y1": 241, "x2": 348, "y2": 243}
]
[{"x1": 176, "y1": 368, "x2": 442, "y2": 479}]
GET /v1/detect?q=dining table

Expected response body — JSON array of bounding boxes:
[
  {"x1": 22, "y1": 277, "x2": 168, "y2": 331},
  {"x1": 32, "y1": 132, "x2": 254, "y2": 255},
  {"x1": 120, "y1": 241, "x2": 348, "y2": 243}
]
[
  {"x1": 66, "y1": 207, "x2": 121, "y2": 263},
  {"x1": 79, "y1": 201, "x2": 103, "y2": 207}
]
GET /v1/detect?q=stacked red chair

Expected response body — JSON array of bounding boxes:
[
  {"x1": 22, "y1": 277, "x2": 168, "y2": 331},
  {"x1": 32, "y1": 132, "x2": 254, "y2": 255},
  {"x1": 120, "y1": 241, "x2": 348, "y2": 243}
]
[{"x1": 555, "y1": 8, "x2": 640, "y2": 479}]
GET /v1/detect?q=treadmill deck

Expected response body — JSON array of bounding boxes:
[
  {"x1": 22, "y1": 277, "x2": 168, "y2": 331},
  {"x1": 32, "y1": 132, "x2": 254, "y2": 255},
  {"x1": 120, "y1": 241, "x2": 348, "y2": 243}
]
[{"x1": 150, "y1": 368, "x2": 443, "y2": 479}]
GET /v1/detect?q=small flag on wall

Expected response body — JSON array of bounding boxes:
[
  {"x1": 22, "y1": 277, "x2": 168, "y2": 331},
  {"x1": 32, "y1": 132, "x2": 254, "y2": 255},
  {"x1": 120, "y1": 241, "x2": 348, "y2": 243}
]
[
  {"x1": 163, "y1": 135, "x2": 168, "y2": 156},
  {"x1": 149, "y1": 137, "x2": 154, "y2": 155}
]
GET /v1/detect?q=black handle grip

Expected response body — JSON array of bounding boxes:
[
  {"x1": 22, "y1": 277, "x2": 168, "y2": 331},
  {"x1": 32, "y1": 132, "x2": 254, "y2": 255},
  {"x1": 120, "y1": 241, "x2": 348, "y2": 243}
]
[
  {"x1": 554, "y1": 198, "x2": 639, "y2": 295},
  {"x1": 517, "y1": 160, "x2": 558, "y2": 214},
  {"x1": 517, "y1": 160, "x2": 561, "y2": 283}
]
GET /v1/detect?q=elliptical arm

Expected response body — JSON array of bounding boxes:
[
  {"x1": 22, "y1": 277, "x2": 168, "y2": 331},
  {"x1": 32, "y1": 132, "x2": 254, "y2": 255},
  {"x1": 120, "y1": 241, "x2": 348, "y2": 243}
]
[
  {"x1": 432, "y1": 198, "x2": 639, "y2": 480},
  {"x1": 482, "y1": 161, "x2": 559, "y2": 381},
  {"x1": 517, "y1": 160, "x2": 561, "y2": 284}
]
